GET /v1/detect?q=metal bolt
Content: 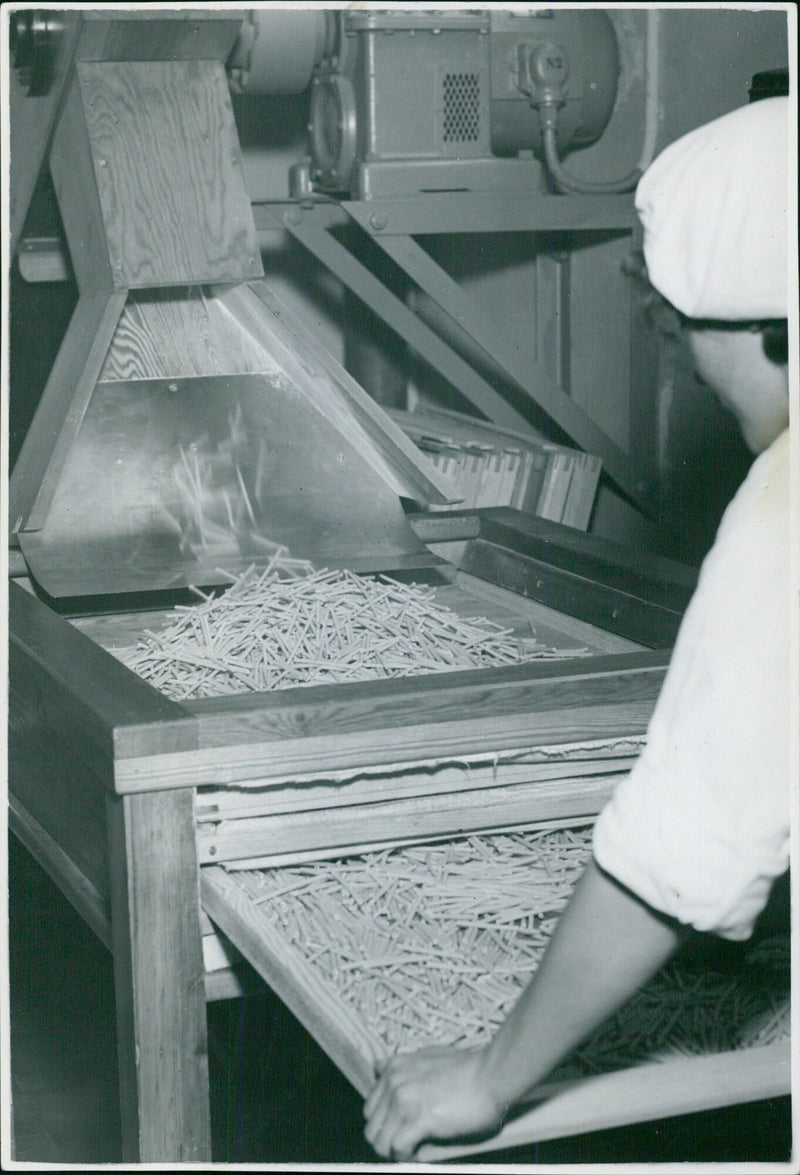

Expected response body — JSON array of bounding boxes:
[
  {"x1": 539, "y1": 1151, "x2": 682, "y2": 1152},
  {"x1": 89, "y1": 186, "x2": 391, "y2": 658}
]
[
  {"x1": 370, "y1": 212, "x2": 388, "y2": 231},
  {"x1": 284, "y1": 208, "x2": 303, "y2": 226},
  {"x1": 168, "y1": 383, "x2": 178, "y2": 392}
]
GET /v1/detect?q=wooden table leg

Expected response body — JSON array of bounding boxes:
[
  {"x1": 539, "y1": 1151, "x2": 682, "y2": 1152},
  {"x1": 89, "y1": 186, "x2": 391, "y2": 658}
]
[{"x1": 105, "y1": 788, "x2": 211, "y2": 1162}]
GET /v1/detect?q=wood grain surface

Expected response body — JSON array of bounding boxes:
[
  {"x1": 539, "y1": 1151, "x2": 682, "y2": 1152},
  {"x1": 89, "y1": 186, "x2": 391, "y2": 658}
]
[
  {"x1": 218, "y1": 282, "x2": 456, "y2": 505},
  {"x1": 77, "y1": 10, "x2": 243, "y2": 63},
  {"x1": 76, "y1": 60, "x2": 262, "y2": 288},
  {"x1": 195, "y1": 756, "x2": 639, "y2": 821},
  {"x1": 112, "y1": 653, "x2": 666, "y2": 791},
  {"x1": 201, "y1": 866, "x2": 379, "y2": 1094},
  {"x1": 49, "y1": 75, "x2": 116, "y2": 292},
  {"x1": 106, "y1": 789, "x2": 211, "y2": 1161},
  {"x1": 99, "y1": 288, "x2": 277, "y2": 381},
  {"x1": 186, "y1": 653, "x2": 666, "y2": 745},
  {"x1": 9, "y1": 582, "x2": 197, "y2": 774},
  {"x1": 196, "y1": 774, "x2": 622, "y2": 866}
]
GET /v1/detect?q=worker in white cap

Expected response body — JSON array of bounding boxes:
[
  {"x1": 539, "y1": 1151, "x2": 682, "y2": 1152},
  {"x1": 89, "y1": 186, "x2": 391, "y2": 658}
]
[{"x1": 364, "y1": 96, "x2": 792, "y2": 1160}]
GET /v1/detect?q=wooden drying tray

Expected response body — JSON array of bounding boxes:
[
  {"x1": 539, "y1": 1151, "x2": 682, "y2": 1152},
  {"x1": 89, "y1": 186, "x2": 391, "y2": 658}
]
[
  {"x1": 201, "y1": 858, "x2": 790, "y2": 1164},
  {"x1": 7, "y1": 513, "x2": 697, "y2": 1161}
]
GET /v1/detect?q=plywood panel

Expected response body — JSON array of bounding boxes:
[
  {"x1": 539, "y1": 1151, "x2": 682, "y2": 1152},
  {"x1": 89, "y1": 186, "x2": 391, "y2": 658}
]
[
  {"x1": 76, "y1": 60, "x2": 263, "y2": 288},
  {"x1": 77, "y1": 10, "x2": 243, "y2": 63},
  {"x1": 99, "y1": 289, "x2": 279, "y2": 382},
  {"x1": 49, "y1": 77, "x2": 116, "y2": 293}
]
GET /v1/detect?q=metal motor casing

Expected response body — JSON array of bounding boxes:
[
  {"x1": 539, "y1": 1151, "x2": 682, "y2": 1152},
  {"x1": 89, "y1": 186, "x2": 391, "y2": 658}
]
[{"x1": 307, "y1": 9, "x2": 620, "y2": 196}]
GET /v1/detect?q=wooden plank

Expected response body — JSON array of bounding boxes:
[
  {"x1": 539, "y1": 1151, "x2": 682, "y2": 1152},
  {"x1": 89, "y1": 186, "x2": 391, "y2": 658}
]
[
  {"x1": 9, "y1": 291, "x2": 127, "y2": 532},
  {"x1": 8, "y1": 582, "x2": 198, "y2": 776},
  {"x1": 461, "y1": 539, "x2": 687, "y2": 649},
  {"x1": 114, "y1": 654, "x2": 666, "y2": 791},
  {"x1": 9, "y1": 796, "x2": 111, "y2": 950},
  {"x1": 201, "y1": 866, "x2": 379, "y2": 1094},
  {"x1": 196, "y1": 773, "x2": 624, "y2": 865},
  {"x1": 216, "y1": 282, "x2": 456, "y2": 506},
  {"x1": 188, "y1": 651, "x2": 664, "y2": 743},
  {"x1": 76, "y1": 60, "x2": 263, "y2": 288},
  {"x1": 106, "y1": 789, "x2": 211, "y2": 1162},
  {"x1": 48, "y1": 72, "x2": 116, "y2": 292},
  {"x1": 8, "y1": 688, "x2": 108, "y2": 896},
  {"x1": 418, "y1": 1041, "x2": 791, "y2": 1162},
  {"x1": 98, "y1": 288, "x2": 277, "y2": 382},
  {"x1": 117, "y1": 699, "x2": 658, "y2": 793},
  {"x1": 77, "y1": 10, "x2": 244, "y2": 63},
  {"x1": 202, "y1": 862, "x2": 790, "y2": 1159},
  {"x1": 195, "y1": 756, "x2": 639, "y2": 822}
]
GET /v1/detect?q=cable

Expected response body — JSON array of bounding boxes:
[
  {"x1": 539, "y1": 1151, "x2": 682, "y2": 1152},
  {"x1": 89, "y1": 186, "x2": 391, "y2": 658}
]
[
  {"x1": 535, "y1": 11, "x2": 660, "y2": 196},
  {"x1": 541, "y1": 105, "x2": 642, "y2": 195}
]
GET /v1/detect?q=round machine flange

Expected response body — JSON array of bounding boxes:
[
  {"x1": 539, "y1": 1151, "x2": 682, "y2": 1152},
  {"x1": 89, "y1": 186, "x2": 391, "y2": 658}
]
[{"x1": 309, "y1": 74, "x2": 357, "y2": 192}]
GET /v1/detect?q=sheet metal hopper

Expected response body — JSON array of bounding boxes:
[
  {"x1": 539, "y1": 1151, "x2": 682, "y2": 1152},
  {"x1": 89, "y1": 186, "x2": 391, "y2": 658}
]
[{"x1": 16, "y1": 361, "x2": 450, "y2": 599}]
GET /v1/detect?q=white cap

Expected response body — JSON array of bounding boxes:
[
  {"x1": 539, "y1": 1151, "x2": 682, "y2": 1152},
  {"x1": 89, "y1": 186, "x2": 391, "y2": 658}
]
[{"x1": 635, "y1": 97, "x2": 788, "y2": 321}]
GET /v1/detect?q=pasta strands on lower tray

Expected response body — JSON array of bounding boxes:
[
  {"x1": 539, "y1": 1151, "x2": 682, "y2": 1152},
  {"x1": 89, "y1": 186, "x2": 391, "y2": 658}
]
[{"x1": 223, "y1": 827, "x2": 790, "y2": 1072}]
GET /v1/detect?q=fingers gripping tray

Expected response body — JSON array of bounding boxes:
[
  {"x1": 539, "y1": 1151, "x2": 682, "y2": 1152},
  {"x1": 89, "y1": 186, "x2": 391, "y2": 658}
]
[{"x1": 201, "y1": 829, "x2": 790, "y2": 1162}]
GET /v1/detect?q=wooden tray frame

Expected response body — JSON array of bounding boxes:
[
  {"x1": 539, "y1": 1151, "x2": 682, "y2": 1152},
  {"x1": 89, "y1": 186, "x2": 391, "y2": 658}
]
[
  {"x1": 9, "y1": 515, "x2": 784, "y2": 1161},
  {"x1": 201, "y1": 864, "x2": 791, "y2": 1163}
]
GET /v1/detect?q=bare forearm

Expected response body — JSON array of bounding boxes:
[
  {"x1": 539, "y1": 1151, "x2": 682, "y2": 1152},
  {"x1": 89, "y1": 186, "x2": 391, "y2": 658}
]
[
  {"x1": 364, "y1": 859, "x2": 683, "y2": 1159},
  {"x1": 481, "y1": 858, "x2": 682, "y2": 1109}
]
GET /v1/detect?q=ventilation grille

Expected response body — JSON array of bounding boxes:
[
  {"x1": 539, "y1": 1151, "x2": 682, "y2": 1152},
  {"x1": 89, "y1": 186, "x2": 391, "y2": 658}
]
[{"x1": 442, "y1": 72, "x2": 481, "y2": 143}]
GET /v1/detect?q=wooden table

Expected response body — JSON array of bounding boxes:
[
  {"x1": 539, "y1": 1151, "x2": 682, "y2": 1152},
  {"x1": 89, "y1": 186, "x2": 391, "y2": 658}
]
[{"x1": 9, "y1": 513, "x2": 789, "y2": 1162}]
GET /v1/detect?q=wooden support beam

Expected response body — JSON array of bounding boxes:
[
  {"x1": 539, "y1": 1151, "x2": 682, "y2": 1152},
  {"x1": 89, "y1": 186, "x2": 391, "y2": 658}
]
[
  {"x1": 266, "y1": 210, "x2": 538, "y2": 434},
  {"x1": 9, "y1": 291, "x2": 127, "y2": 533},
  {"x1": 106, "y1": 789, "x2": 211, "y2": 1162},
  {"x1": 369, "y1": 232, "x2": 649, "y2": 506}
]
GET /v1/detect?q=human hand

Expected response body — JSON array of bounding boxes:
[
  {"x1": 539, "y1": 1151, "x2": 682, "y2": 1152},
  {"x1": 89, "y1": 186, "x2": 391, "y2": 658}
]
[{"x1": 363, "y1": 1045, "x2": 506, "y2": 1161}]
